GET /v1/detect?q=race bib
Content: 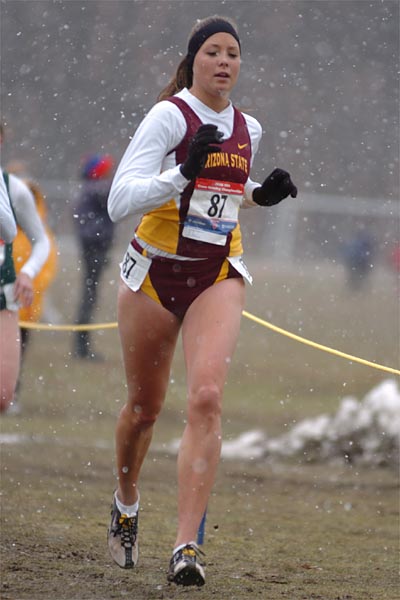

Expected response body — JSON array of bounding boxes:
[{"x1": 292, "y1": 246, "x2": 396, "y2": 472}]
[
  {"x1": 119, "y1": 243, "x2": 152, "y2": 292},
  {"x1": 228, "y1": 256, "x2": 253, "y2": 285},
  {"x1": 182, "y1": 178, "x2": 244, "y2": 246}
]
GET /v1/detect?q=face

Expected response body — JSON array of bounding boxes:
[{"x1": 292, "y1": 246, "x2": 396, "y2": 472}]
[{"x1": 191, "y1": 32, "x2": 241, "y2": 105}]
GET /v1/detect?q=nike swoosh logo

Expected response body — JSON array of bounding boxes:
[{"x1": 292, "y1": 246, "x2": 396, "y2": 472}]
[{"x1": 238, "y1": 143, "x2": 248, "y2": 150}]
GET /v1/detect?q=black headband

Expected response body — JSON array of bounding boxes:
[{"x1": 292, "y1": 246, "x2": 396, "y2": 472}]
[{"x1": 187, "y1": 19, "x2": 241, "y2": 68}]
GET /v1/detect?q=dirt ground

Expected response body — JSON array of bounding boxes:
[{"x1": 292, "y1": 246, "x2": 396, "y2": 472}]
[
  {"x1": 1, "y1": 437, "x2": 398, "y2": 600},
  {"x1": 1, "y1": 259, "x2": 399, "y2": 599}
]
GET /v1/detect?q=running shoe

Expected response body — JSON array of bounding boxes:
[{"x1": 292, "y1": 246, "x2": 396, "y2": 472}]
[
  {"x1": 107, "y1": 495, "x2": 139, "y2": 568},
  {"x1": 167, "y1": 542, "x2": 205, "y2": 586}
]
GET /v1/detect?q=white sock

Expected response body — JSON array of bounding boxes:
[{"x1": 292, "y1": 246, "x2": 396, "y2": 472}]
[
  {"x1": 115, "y1": 491, "x2": 139, "y2": 517},
  {"x1": 173, "y1": 540, "x2": 197, "y2": 554}
]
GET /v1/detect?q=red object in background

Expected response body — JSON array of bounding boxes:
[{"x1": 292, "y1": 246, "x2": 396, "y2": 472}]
[{"x1": 390, "y1": 243, "x2": 400, "y2": 273}]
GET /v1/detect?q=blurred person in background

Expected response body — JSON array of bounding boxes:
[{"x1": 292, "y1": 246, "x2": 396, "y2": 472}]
[
  {"x1": 72, "y1": 154, "x2": 115, "y2": 360},
  {"x1": 106, "y1": 15, "x2": 297, "y2": 586},
  {"x1": 0, "y1": 125, "x2": 50, "y2": 413},
  {"x1": 6, "y1": 160, "x2": 59, "y2": 412},
  {"x1": 342, "y1": 227, "x2": 375, "y2": 289},
  {"x1": 388, "y1": 241, "x2": 400, "y2": 274}
]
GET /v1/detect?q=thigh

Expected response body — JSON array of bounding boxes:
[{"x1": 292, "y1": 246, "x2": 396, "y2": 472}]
[
  {"x1": 117, "y1": 281, "x2": 181, "y2": 412},
  {"x1": 181, "y1": 277, "x2": 245, "y2": 394},
  {"x1": 0, "y1": 310, "x2": 20, "y2": 398}
]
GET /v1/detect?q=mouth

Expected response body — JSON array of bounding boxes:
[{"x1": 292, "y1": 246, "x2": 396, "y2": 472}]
[{"x1": 215, "y1": 72, "x2": 230, "y2": 79}]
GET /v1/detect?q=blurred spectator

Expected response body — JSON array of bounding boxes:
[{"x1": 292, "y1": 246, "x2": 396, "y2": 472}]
[
  {"x1": 343, "y1": 228, "x2": 375, "y2": 289},
  {"x1": 8, "y1": 161, "x2": 59, "y2": 324},
  {"x1": 72, "y1": 154, "x2": 115, "y2": 360},
  {"x1": 6, "y1": 160, "x2": 59, "y2": 411}
]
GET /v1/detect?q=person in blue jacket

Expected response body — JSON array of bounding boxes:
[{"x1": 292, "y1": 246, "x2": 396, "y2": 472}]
[{"x1": 73, "y1": 154, "x2": 115, "y2": 360}]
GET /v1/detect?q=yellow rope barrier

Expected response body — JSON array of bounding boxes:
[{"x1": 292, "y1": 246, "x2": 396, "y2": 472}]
[
  {"x1": 19, "y1": 310, "x2": 400, "y2": 376},
  {"x1": 19, "y1": 321, "x2": 117, "y2": 332},
  {"x1": 242, "y1": 310, "x2": 400, "y2": 376}
]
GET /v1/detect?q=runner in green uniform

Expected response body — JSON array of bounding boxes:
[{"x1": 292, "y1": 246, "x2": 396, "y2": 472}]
[{"x1": 0, "y1": 169, "x2": 49, "y2": 412}]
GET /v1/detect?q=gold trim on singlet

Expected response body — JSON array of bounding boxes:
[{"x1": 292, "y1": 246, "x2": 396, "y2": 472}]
[{"x1": 137, "y1": 199, "x2": 244, "y2": 257}]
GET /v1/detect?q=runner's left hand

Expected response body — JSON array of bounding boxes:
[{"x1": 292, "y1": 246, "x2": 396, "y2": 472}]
[{"x1": 252, "y1": 168, "x2": 297, "y2": 206}]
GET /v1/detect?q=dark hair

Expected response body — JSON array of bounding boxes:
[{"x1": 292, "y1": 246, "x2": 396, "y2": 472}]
[{"x1": 157, "y1": 15, "x2": 239, "y2": 102}]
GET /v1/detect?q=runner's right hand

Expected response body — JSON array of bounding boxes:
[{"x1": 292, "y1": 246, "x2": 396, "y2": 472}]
[{"x1": 180, "y1": 124, "x2": 223, "y2": 180}]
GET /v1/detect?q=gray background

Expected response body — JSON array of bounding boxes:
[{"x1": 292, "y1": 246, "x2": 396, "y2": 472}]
[{"x1": 1, "y1": 0, "x2": 398, "y2": 200}]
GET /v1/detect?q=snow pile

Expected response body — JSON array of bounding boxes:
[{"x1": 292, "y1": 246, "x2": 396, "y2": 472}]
[
  {"x1": 165, "y1": 379, "x2": 400, "y2": 467},
  {"x1": 221, "y1": 430, "x2": 267, "y2": 460},
  {"x1": 262, "y1": 379, "x2": 400, "y2": 466}
]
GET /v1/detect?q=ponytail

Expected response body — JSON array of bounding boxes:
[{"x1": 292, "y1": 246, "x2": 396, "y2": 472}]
[{"x1": 157, "y1": 56, "x2": 192, "y2": 102}]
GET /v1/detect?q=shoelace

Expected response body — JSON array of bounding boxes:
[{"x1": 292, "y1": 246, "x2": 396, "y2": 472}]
[
  {"x1": 115, "y1": 515, "x2": 137, "y2": 548},
  {"x1": 177, "y1": 544, "x2": 205, "y2": 565}
]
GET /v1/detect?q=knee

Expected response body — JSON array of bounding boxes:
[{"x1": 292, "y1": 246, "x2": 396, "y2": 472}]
[
  {"x1": 188, "y1": 384, "x2": 222, "y2": 424},
  {"x1": 122, "y1": 402, "x2": 159, "y2": 429}
]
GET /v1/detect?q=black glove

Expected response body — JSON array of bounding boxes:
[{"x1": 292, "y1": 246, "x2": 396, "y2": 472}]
[
  {"x1": 180, "y1": 124, "x2": 224, "y2": 180},
  {"x1": 252, "y1": 168, "x2": 298, "y2": 206}
]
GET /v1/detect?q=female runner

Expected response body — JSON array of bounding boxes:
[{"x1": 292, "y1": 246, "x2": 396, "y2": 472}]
[{"x1": 107, "y1": 15, "x2": 297, "y2": 587}]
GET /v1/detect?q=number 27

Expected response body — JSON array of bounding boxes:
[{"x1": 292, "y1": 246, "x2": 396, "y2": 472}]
[{"x1": 122, "y1": 252, "x2": 137, "y2": 277}]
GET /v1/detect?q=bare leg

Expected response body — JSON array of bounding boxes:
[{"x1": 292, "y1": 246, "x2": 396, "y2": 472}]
[
  {"x1": 0, "y1": 310, "x2": 20, "y2": 412},
  {"x1": 116, "y1": 282, "x2": 181, "y2": 505},
  {"x1": 175, "y1": 277, "x2": 245, "y2": 546}
]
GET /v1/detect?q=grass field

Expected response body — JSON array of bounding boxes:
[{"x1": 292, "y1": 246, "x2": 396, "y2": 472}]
[{"x1": 1, "y1": 239, "x2": 399, "y2": 600}]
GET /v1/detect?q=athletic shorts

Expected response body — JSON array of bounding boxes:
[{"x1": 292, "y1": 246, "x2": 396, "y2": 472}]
[
  {"x1": 144, "y1": 255, "x2": 243, "y2": 320},
  {"x1": 120, "y1": 240, "x2": 245, "y2": 320},
  {"x1": 0, "y1": 283, "x2": 19, "y2": 312}
]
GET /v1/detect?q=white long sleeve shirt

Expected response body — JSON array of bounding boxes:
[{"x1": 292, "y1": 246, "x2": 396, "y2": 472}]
[
  {"x1": 0, "y1": 168, "x2": 17, "y2": 243},
  {"x1": 8, "y1": 173, "x2": 50, "y2": 279},
  {"x1": 108, "y1": 88, "x2": 262, "y2": 223}
]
